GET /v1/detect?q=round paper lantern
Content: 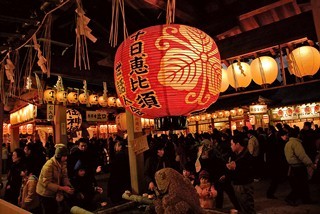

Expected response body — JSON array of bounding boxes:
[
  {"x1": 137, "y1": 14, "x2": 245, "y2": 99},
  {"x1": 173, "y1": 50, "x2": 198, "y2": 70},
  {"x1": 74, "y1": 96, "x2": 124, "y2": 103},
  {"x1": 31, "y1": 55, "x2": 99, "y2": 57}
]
[
  {"x1": 211, "y1": 112, "x2": 218, "y2": 119},
  {"x1": 89, "y1": 94, "x2": 98, "y2": 105},
  {"x1": 44, "y1": 90, "x2": 55, "y2": 103},
  {"x1": 200, "y1": 114, "x2": 206, "y2": 121},
  {"x1": 314, "y1": 105, "x2": 320, "y2": 113},
  {"x1": 287, "y1": 107, "x2": 293, "y2": 116},
  {"x1": 220, "y1": 68, "x2": 229, "y2": 92},
  {"x1": 78, "y1": 93, "x2": 88, "y2": 104},
  {"x1": 195, "y1": 115, "x2": 201, "y2": 121},
  {"x1": 287, "y1": 46, "x2": 320, "y2": 78},
  {"x1": 227, "y1": 62, "x2": 252, "y2": 88},
  {"x1": 100, "y1": 125, "x2": 107, "y2": 133},
  {"x1": 294, "y1": 106, "x2": 301, "y2": 114},
  {"x1": 250, "y1": 56, "x2": 278, "y2": 85},
  {"x1": 304, "y1": 106, "x2": 311, "y2": 114},
  {"x1": 107, "y1": 97, "x2": 117, "y2": 107},
  {"x1": 26, "y1": 124, "x2": 33, "y2": 134},
  {"x1": 116, "y1": 98, "x2": 123, "y2": 107},
  {"x1": 3, "y1": 123, "x2": 8, "y2": 135},
  {"x1": 114, "y1": 24, "x2": 221, "y2": 120},
  {"x1": 188, "y1": 116, "x2": 195, "y2": 122},
  {"x1": 224, "y1": 110, "x2": 230, "y2": 117},
  {"x1": 67, "y1": 92, "x2": 78, "y2": 104},
  {"x1": 230, "y1": 109, "x2": 236, "y2": 117},
  {"x1": 56, "y1": 91, "x2": 67, "y2": 103},
  {"x1": 206, "y1": 113, "x2": 212, "y2": 120},
  {"x1": 237, "y1": 108, "x2": 244, "y2": 116},
  {"x1": 20, "y1": 125, "x2": 27, "y2": 134},
  {"x1": 218, "y1": 111, "x2": 224, "y2": 118},
  {"x1": 98, "y1": 96, "x2": 108, "y2": 107},
  {"x1": 116, "y1": 113, "x2": 127, "y2": 131},
  {"x1": 277, "y1": 109, "x2": 284, "y2": 116}
]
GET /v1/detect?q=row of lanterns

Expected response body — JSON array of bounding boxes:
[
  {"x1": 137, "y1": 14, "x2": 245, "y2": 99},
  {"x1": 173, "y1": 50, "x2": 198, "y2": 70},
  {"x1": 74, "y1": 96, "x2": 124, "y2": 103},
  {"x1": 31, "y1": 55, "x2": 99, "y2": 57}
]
[
  {"x1": 19, "y1": 124, "x2": 33, "y2": 135},
  {"x1": 43, "y1": 90, "x2": 123, "y2": 108},
  {"x1": 99, "y1": 125, "x2": 117, "y2": 134},
  {"x1": 188, "y1": 108, "x2": 244, "y2": 122},
  {"x1": 3, "y1": 123, "x2": 11, "y2": 135},
  {"x1": 220, "y1": 46, "x2": 320, "y2": 92},
  {"x1": 115, "y1": 113, "x2": 155, "y2": 131},
  {"x1": 276, "y1": 104, "x2": 320, "y2": 117}
]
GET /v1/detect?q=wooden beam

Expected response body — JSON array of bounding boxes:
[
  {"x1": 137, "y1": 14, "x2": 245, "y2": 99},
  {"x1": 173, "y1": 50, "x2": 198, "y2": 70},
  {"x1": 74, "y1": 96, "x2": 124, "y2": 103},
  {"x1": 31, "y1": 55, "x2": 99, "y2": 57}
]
[
  {"x1": 311, "y1": 0, "x2": 320, "y2": 44},
  {"x1": 216, "y1": 11, "x2": 316, "y2": 59}
]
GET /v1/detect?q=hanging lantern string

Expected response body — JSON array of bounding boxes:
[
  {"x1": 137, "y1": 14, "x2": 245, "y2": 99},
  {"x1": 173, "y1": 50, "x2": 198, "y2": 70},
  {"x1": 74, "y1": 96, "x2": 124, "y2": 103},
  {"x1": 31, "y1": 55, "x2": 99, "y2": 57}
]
[
  {"x1": 109, "y1": 0, "x2": 127, "y2": 47},
  {"x1": 257, "y1": 57, "x2": 267, "y2": 85},
  {"x1": 166, "y1": 0, "x2": 176, "y2": 24}
]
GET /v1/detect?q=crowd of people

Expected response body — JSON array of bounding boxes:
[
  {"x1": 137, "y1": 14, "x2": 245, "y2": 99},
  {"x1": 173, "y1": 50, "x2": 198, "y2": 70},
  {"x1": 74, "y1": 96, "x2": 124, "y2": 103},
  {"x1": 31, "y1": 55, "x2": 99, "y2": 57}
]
[{"x1": 1, "y1": 121, "x2": 319, "y2": 214}]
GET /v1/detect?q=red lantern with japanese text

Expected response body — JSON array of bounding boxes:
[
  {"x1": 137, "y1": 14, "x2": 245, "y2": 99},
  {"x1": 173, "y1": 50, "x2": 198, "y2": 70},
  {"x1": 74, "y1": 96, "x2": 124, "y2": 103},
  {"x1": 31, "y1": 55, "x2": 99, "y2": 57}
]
[
  {"x1": 314, "y1": 105, "x2": 320, "y2": 113},
  {"x1": 114, "y1": 24, "x2": 221, "y2": 130}
]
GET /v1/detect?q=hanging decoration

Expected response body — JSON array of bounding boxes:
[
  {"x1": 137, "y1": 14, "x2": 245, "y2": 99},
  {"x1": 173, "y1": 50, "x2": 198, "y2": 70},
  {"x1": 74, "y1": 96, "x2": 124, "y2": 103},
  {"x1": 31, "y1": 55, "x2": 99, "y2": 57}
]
[
  {"x1": 56, "y1": 91, "x2": 68, "y2": 103},
  {"x1": 98, "y1": 96, "x2": 108, "y2": 107},
  {"x1": 250, "y1": 56, "x2": 278, "y2": 85},
  {"x1": 89, "y1": 94, "x2": 99, "y2": 105},
  {"x1": 166, "y1": 0, "x2": 176, "y2": 25},
  {"x1": 79, "y1": 93, "x2": 87, "y2": 104},
  {"x1": 109, "y1": 0, "x2": 128, "y2": 47},
  {"x1": 107, "y1": 97, "x2": 117, "y2": 107},
  {"x1": 227, "y1": 61, "x2": 252, "y2": 89},
  {"x1": 4, "y1": 56, "x2": 15, "y2": 83},
  {"x1": 114, "y1": 24, "x2": 221, "y2": 120},
  {"x1": 42, "y1": 14, "x2": 52, "y2": 77},
  {"x1": 35, "y1": 73, "x2": 44, "y2": 104},
  {"x1": 25, "y1": 76, "x2": 32, "y2": 89},
  {"x1": 116, "y1": 98, "x2": 123, "y2": 107},
  {"x1": 74, "y1": 0, "x2": 97, "y2": 70},
  {"x1": 287, "y1": 46, "x2": 320, "y2": 78},
  {"x1": 43, "y1": 89, "x2": 55, "y2": 103},
  {"x1": 66, "y1": 108, "x2": 82, "y2": 132},
  {"x1": 32, "y1": 35, "x2": 48, "y2": 74},
  {"x1": 0, "y1": 63, "x2": 6, "y2": 105},
  {"x1": 116, "y1": 112, "x2": 127, "y2": 131}
]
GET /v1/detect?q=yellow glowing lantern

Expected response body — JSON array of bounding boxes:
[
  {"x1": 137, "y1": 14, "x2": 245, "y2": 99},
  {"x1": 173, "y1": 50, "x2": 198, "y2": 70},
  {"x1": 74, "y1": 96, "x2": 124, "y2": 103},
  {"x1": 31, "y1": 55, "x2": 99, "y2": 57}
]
[
  {"x1": 218, "y1": 111, "x2": 224, "y2": 118},
  {"x1": 206, "y1": 113, "x2": 212, "y2": 120},
  {"x1": 277, "y1": 109, "x2": 284, "y2": 116},
  {"x1": 224, "y1": 110, "x2": 230, "y2": 117},
  {"x1": 230, "y1": 109, "x2": 236, "y2": 117},
  {"x1": 287, "y1": 46, "x2": 320, "y2": 78},
  {"x1": 78, "y1": 93, "x2": 87, "y2": 104},
  {"x1": 220, "y1": 68, "x2": 229, "y2": 92},
  {"x1": 237, "y1": 108, "x2": 244, "y2": 116},
  {"x1": 26, "y1": 124, "x2": 33, "y2": 134},
  {"x1": 107, "y1": 97, "x2": 117, "y2": 107},
  {"x1": 116, "y1": 113, "x2": 127, "y2": 131},
  {"x1": 56, "y1": 91, "x2": 68, "y2": 103},
  {"x1": 67, "y1": 92, "x2": 78, "y2": 104},
  {"x1": 100, "y1": 125, "x2": 107, "y2": 133},
  {"x1": 250, "y1": 56, "x2": 278, "y2": 85},
  {"x1": 89, "y1": 94, "x2": 99, "y2": 105},
  {"x1": 200, "y1": 114, "x2": 206, "y2": 121},
  {"x1": 211, "y1": 112, "x2": 218, "y2": 119},
  {"x1": 98, "y1": 96, "x2": 108, "y2": 107},
  {"x1": 3, "y1": 123, "x2": 8, "y2": 135},
  {"x1": 304, "y1": 106, "x2": 311, "y2": 114},
  {"x1": 116, "y1": 98, "x2": 123, "y2": 107},
  {"x1": 195, "y1": 115, "x2": 201, "y2": 121},
  {"x1": 227, "y1": 62, "x2": 252, "y2": 88},
  {"x1": 44, "y1": 90, "x2": 55, "y2": 103},
  {"x1": 287, "y1": 107, "x2": 293, "y2": 116},
  {"x1": 20, "y1": 125, "x2": 27, "y2": 134},
  {"x1": 294, "y1": 106, "x2": 301, "y2": 114},
  {"x1": 315, "y1": 105, "x2": 320, "y2": 113},
  {"x1": 189, "y1": 116, "x2": 195, "y2": 122}
]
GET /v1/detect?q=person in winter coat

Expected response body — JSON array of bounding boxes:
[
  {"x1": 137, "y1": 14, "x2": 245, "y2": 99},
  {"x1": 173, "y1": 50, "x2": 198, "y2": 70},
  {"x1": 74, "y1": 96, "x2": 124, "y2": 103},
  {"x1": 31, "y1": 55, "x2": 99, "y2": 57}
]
[
  {"x1": 4, "y1": 148, "x2": 25, "y2": 205},
  {"x1": 36, "y1": 144, "x2": 74, "y2": 214},
  {"x1": 195, "y1": 170, "x2": 217, "y2": 209},
  {"x1": 18, "y1": 168, "x2": 40, "y2": 213}
]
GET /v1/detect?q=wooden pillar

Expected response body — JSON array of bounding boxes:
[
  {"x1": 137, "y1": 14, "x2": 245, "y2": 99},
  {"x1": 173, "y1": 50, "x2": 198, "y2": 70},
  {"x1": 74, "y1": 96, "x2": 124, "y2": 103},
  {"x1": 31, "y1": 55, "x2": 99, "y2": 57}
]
[
  {"x1": 126, "y1": 110, "x2": 144, "y2": 194},
  {"x1": 0, "y1": 102, "x2": 3, "y2": 177},
  {"x1": 10, "y1": 126, "x2": 20, "y2": 151},
  {"x1": 311, "y1": 0, "x2": 320, "y2": 44},
  {"x1": 54, "y1": 105, "x2": 67, "y2": 145}
]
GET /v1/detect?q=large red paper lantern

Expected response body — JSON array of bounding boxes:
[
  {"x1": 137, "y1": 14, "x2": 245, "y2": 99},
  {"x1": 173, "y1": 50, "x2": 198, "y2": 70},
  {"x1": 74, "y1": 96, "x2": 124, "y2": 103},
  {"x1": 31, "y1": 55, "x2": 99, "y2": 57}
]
[{"x1": 114, "y1": 24, "x2": 221, "y2": 122}]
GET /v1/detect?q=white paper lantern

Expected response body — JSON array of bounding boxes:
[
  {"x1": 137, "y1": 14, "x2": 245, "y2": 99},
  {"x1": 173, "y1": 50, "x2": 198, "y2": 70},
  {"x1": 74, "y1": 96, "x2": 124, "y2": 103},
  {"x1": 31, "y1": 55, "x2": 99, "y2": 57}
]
[
  {"x1": 67, "y1": 92, "x2": 78, "y2": 104},
  {"x1": 89, "y1": 94, "x2": 99, "y2": 105},
  {"x1": 220, "y1": 68, "x2": 229, "y2": 92},
  {"x1": 116, "y1": 98, "x2": 123, "y2": 107},
  {"x1": 107, "y1": 97, "x2": 117, "y2": 107},
  {"x1": 116, "y1": 113, "x2": 127, "y2": 131},
  {"x1": 44, "y1": 90, "x2": 55, "y2": 103},
  {"x1": 78, "y1": 93, "x2": 88, "y2": 104},
  {"x1": 56, "y1": 91, "x2": 68, "y2": 103},
  {"x1": 250, "y1": 56, "x2": 278, "y2": 85},
  {"x1": 98, "y1": 96, "x2": 108, "y2": 107},
  {"x1": 227, "y1": 62, "x2": 252, "y2": 88}
]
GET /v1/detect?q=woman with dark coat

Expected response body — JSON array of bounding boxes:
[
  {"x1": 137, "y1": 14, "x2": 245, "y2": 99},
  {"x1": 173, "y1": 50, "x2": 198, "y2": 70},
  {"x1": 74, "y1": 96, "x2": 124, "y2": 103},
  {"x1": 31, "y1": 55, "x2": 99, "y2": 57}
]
[
  {"x1": 107, "y1": 140, "x2": 131, "y2": 204},
  {"x1": 4, "y1": 148, "x2": 26, "y2": 205}
]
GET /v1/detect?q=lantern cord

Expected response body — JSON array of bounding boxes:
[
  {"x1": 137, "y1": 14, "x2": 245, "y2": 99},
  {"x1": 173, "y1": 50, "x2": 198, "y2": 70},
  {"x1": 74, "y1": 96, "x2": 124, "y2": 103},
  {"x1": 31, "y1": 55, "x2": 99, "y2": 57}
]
[
  {"x1": 166, "y1": 0, "x2": 176, "y2": 24},
  {"x1": 231, "y1": 62, "x2": 238, "y2": 91},
  {"x1": 257, "y1": 57, "x2": 267, "y2": 86},
  {"x1": 109, "y1": 0, "x2": 127, "y2": 47}
]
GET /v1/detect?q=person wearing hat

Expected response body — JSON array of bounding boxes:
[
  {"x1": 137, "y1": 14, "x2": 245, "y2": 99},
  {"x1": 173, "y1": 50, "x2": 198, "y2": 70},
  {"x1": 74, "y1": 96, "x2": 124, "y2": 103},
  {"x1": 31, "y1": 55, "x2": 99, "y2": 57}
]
[
  {"x1": 36, "y1": 144, "x2": 74, "y2": 214},
  {"x1": 195, "y1": 170, "x2": 217, "y2": 209},
  {"x1": 227, "y1": 134, "x2": 255, "y2": 214}
]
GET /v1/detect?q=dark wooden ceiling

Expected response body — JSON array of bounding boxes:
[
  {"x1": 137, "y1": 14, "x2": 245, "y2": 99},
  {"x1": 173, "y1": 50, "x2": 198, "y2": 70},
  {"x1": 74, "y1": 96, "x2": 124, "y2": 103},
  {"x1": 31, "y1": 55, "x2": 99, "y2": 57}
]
[{"x1": 0, "y1": 0, "x2": 318, "y2": 103}]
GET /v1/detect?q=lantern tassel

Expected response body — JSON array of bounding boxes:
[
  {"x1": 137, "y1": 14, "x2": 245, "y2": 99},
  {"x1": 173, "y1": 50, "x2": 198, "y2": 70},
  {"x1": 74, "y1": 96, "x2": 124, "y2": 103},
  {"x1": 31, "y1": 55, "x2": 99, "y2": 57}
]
[
  {"x1": 166, "y1": 0, "x2": 176, "y2": 24},
  {"x1": 32, "y1": 35, "x2": 48, "y2": 74},
  {"x1": 109, "y1": 0, "x2": 127, "y2": 47}
]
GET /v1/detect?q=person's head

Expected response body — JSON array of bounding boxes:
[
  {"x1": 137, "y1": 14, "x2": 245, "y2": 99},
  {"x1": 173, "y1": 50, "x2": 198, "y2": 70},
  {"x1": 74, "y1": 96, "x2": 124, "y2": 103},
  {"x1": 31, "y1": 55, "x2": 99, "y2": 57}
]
[
  {"x1": 279, "y1": 130, "x2": 288, "y2": 142},
  {"x1": 199, "y1": 170, "x2": 210, "y2": 184},
  {"x1": 287, "y1": 127, "x2": 299, "y2": 138},
  {"x1": 54, "y1": 144, "x2": 68, "y2": 162},
  {"x1": 242, "y1": 126, "x2": 249, "y2": 133},
  {"x1": 303, "y1": 122, "x2": 312, "y2": 130},
  {"x1": 183, "y1": 161, "x2": 194, "y2": 177},
  {"x1": 275, "y1": 123, "x2": 283, "y2": 131},
  {"x1": 78, "y1": 138, "x2": 88, "y2": 151},
  {"x1": 24, "y1": 144, "x2": 33, "y2": 157},
  {"x1": 12, "y1": 148, "x2": 25, "y2": 163},
  {"x1": 153, "y1": 142, "x2": 165, "y2": 157},
  {"x1": 231, "y1": 134, "x2": 247, "y2": 154}
]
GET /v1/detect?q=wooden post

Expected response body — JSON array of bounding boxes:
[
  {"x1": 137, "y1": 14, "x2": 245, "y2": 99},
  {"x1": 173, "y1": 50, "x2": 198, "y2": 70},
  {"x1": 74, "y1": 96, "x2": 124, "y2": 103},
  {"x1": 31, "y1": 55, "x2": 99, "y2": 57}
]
[
  {"x1": 279, "y1": 45, "x2": 287, "y2": 86},
  {"x1": 126, "y1": 110, "x2": 144, "y2": 194},
  {"x1": 54, "y1": 105, "x2": 67, "y2": 145},
  {"x1": 10, "y1": 126, "x2": 20, "y2": 151},
  {"x1": 0, "y1": 102, "x2": 3, "y2": 177}
]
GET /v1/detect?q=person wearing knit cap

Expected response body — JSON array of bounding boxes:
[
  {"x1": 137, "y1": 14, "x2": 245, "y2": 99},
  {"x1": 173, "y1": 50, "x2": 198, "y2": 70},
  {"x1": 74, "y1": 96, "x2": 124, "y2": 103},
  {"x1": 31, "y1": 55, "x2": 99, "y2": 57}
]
[{"x1": 36, "y1": 144, "x2": 74, "y2": 214}]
